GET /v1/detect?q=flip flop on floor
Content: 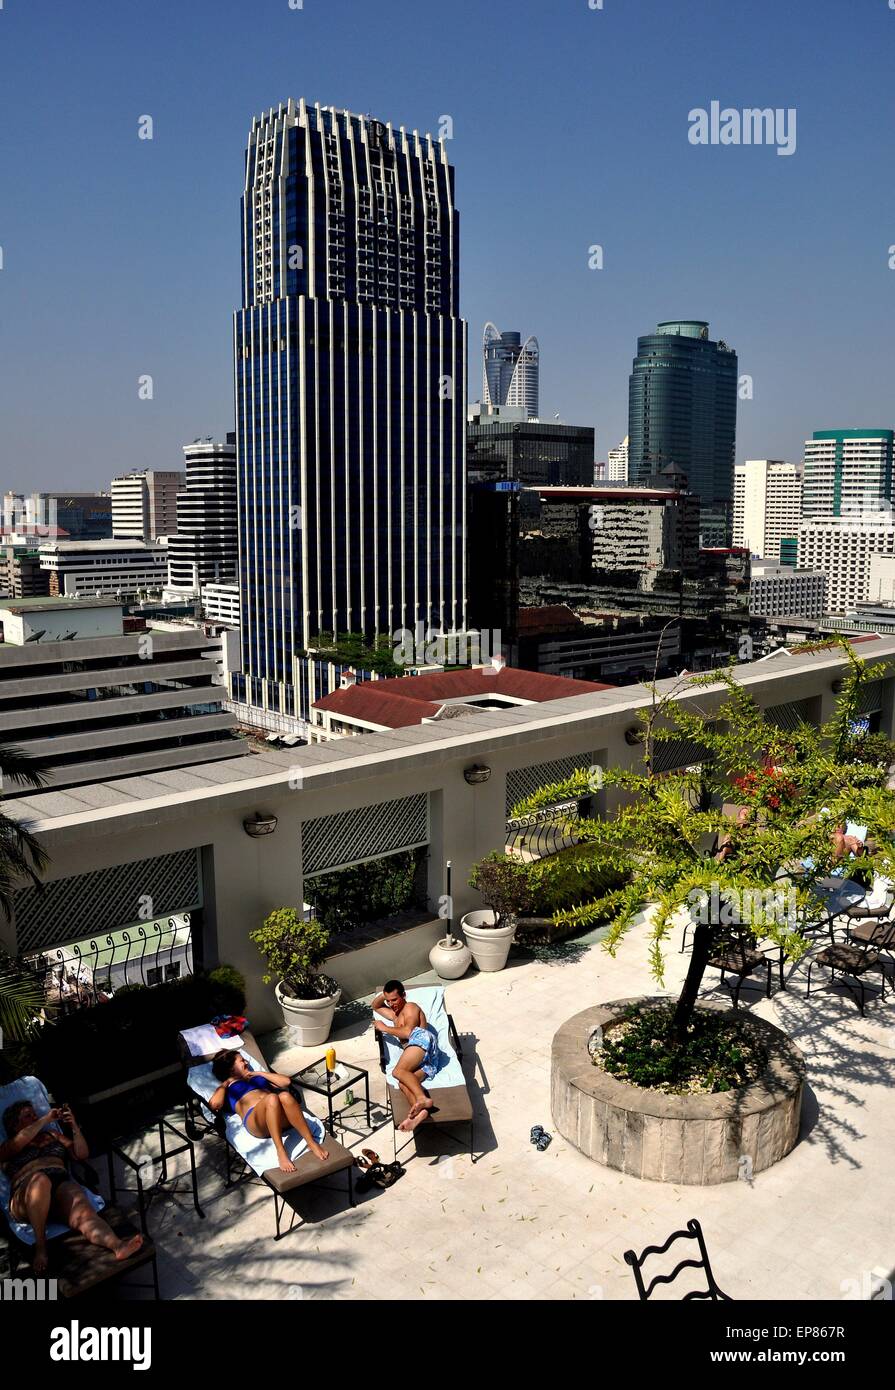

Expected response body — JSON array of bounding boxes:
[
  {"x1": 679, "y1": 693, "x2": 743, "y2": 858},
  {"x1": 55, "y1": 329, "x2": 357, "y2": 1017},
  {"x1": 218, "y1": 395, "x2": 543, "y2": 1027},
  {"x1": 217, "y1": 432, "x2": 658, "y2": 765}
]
[
  {"x1": 372, "y1": 1162, "x2": 405, "y2": 1189},
  {"x1": 361, "y1": 1149, "x2": 380, "y2": 1167}
]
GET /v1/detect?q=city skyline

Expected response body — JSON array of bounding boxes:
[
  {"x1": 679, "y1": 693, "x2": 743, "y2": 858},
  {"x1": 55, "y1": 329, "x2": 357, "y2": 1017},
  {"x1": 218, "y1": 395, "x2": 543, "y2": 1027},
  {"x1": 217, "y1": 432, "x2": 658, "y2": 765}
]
[{"x1": 2, "y1": 0, "x2": 894, "y2": 490}]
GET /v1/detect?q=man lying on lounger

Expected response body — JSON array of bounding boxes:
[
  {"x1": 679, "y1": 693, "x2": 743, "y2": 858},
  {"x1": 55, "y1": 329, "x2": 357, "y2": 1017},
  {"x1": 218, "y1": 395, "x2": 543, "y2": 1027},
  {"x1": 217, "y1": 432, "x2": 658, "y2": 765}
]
[
  {"x1": 209, "y1": 1053, "x2": 328, "y2": 1173},
  {"x1": 371, "y1": 980, "x2": 440, "y2": 1132},
  {"x1": 1, "y1": 1100, "x2": 143, "y2": 1275}
]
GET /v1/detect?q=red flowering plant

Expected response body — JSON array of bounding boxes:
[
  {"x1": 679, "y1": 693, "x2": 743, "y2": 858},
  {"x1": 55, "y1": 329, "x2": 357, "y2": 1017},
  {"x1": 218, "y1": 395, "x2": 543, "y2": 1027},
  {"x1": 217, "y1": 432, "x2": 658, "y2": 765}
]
[{"x1": 732, "y1": 765, "x2": 799, "y2": 811}]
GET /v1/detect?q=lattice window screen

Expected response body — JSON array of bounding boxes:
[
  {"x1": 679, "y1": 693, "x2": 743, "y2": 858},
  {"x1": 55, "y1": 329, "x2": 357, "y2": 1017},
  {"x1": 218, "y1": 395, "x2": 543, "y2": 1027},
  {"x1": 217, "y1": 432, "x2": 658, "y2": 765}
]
[
  {"x1": 302, "y1": 794, "x2": 429, "y2": 877},
  {"x1": 13, "y1": 849, "x2": 202, "y2": 955},
  {"x1": 764, "y1": 699, "x2": 816, "y2": 732},
  {"x1": 856, "y1": 680, "x2": 887, "y2": 715},
  {"x1": 651, "y1": 738, "x2": 711, "y2": 773},
  {"x1": 506, "y1": 754, "x2": 597, "y2": 819}
]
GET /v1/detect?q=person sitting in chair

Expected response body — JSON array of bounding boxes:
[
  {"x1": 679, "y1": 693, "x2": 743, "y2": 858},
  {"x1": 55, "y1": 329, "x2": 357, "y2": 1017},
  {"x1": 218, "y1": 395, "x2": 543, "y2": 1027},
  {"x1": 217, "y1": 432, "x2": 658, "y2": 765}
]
[
  {"x1": 1, "y1": 1100, "x2": 143, "y2": 1276},
  {"x1": 371, "y1": 980, "x2": 440, "y2": 1132},
  {"x1": 208, "y1": 1052, "x2": 328, "y2": 1173}
]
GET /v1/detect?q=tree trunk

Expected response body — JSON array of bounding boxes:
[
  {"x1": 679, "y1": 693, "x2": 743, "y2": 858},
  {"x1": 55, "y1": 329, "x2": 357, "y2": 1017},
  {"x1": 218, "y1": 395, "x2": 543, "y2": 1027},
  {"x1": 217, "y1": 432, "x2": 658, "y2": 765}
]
[{"x1": 671, "y1": 920, "x2": 713, "y2": 1044}]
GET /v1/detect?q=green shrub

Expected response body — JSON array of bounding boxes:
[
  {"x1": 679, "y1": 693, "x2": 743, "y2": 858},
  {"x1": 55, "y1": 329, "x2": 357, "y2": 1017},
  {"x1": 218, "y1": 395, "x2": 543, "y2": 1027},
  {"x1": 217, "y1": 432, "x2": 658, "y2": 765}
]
[
  {"x1": 596, "y1": 1003, "x2": 766, "y2": 1095},
  {"x1": 526, "y1": 843, "x2": 630, "y2": 917},
  {"x1": 306, "y1": 849, "x2": 425, "y2": 933},
  {"x1": 469, "y1": 853, "x2": 537, "y2": 921},
  {"x1": 24, "y1": 966, "x2": 246, "y2": 1100},
  {"x1": 249, "y1": 909, "x2": 337, "y2": 1000}
]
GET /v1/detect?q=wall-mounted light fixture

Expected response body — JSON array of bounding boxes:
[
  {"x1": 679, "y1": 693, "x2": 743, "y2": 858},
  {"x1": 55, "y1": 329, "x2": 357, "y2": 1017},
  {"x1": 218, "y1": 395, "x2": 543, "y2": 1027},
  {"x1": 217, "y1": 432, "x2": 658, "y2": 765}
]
[
  {"x1": 624, "y1": 727, "x2": 644, "y2": 746},
  {"x1": 243, "y1": 812, "x2": 278, "y2": 838},
  {"x1": 463, "y1": 764, "x2": 491, "y2": 785}
]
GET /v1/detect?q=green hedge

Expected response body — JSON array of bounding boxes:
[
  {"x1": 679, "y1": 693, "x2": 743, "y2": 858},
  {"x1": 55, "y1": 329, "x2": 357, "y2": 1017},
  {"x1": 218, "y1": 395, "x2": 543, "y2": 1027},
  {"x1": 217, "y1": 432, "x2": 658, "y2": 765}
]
[
  {"x1": 524, "y1": 844, "x2": 630, "y2": 917},
  {"x1": 306, "y1": 849, "x2": 426, "y2": 934},
  {"x1": 21, "y1": 966, "x2": 246, "y2": 1101}
]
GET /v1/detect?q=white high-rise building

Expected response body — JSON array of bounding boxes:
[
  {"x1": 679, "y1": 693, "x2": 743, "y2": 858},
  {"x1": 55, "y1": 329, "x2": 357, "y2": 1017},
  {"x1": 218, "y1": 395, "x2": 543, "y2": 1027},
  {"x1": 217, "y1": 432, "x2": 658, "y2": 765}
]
[
  {"x1": 607, "y1": 437, "x2": 629, "y2": 482},
  {"x1": 112, "y1": 470, "x2": 184, "y2": 541},
  {"x1": 798, "y1": 516, "x2": 895, "y2": 615},
  {"x1": 165, "y1": 436, "x2": 238, "y2": 601},
  {"x1": 733, "y1": 460, "x2": 802, "y2": 563},
  {"x1": 801, "y1": 430, "x2": 894, "y2": 519},
  {"x1": 482, "y1": 324, "x2": 539, "y2": 418}
]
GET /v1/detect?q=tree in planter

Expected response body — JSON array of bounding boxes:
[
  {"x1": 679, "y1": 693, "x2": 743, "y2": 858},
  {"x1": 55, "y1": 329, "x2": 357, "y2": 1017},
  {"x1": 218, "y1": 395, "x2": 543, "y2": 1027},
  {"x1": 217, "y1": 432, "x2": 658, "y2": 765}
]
[
  {"x1": 249, "y1": 910, "x2": 339, "y2": 1000},
  {"x1": 512, "y1": 641, "x2": 895, "y2": 1053},
  {"x1": 469, "y1": 853, "x2": 537, "y2": 927}
]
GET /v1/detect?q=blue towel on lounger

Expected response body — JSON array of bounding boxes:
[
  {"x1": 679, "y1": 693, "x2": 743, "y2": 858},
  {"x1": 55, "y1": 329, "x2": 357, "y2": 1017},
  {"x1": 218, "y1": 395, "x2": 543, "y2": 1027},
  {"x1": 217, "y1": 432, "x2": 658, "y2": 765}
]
[{"x1": 0, "y1": 1076, "x2": 105, "y2": 1245}]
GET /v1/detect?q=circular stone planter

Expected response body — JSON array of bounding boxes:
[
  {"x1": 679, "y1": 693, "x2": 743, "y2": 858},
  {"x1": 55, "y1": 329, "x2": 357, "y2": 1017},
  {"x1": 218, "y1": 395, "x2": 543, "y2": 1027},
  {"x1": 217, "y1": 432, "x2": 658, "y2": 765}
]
[{"x1": 551, "y1": 998, "x2": 806, "y2": 1185}]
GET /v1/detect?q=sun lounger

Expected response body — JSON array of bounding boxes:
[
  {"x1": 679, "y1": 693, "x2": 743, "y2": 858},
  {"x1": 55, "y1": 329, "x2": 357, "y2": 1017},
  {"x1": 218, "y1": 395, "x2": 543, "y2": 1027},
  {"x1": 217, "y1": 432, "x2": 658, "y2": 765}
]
[
  {"x1": 180, "y1": 1028, "x2": 356, "y2": 1239},
  {"x1": 373, "y1": 985, "x2": 475, "y2": 1161},
  {"x1": 0, "y1": 1075, "x2": 159, "y2": 1298}
]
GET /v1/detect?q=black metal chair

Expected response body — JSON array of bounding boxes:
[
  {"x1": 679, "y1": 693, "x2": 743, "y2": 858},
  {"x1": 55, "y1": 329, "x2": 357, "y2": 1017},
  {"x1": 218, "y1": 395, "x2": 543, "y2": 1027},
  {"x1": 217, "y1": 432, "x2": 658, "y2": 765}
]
[
  {"x1": 624, "y1": 1218, "x2": 731, "y2": 1301},
  {"x1": 806, "y1": 927, "x2": 887, "y2": 1015},
  {"x1": 705, "y1": 928, "x2": 772, "y2": 1008}
]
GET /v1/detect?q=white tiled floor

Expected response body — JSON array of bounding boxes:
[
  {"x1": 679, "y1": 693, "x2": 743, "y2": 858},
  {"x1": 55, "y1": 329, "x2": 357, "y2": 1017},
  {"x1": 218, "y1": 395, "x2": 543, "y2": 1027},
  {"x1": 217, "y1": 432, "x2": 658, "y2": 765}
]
[{"x1": 140, "y1": 913, "x2": 895, "y2": 1301}]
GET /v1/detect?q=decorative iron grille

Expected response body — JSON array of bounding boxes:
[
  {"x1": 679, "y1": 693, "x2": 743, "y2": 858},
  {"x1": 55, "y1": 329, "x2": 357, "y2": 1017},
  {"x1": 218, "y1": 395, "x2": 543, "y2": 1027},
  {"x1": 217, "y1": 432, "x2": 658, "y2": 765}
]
[
  {"x1": 505, "y1": 754, "x2": 597, "y2": 862},
  {"x1": 302, "y1": 794, "x2": 429, "y2": 877},
  {"x1": 13, "y1": 849, "x2": 202, "y2": 955},
  {"x1": 22, "y1": 914, "x2": 194, "y2": 1015}
]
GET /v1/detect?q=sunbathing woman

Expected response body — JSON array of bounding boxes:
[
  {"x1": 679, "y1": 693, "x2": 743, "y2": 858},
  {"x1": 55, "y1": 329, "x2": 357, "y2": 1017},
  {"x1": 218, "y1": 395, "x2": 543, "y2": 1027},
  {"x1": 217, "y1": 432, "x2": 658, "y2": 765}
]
[
  {"x1": 209, "y1": 1052, "x2": 328, "y2": 1173},
  {"x1": 0, "y1": 1100, "x2": 143, "y2": 1275}
]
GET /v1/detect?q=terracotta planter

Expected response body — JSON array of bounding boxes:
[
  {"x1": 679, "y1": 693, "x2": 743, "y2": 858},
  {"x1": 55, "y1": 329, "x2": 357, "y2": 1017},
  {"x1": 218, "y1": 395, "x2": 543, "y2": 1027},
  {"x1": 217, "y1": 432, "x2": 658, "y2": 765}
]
[
  {"x1": 428, "y1": 935, "x2": 472, "y2": 980},
  {"x1": 461, "y1": 909, "x2": 516, "y2": 972},
  {"x1": 275, "y1": 981, "x2": 341, "y2": 1045}
]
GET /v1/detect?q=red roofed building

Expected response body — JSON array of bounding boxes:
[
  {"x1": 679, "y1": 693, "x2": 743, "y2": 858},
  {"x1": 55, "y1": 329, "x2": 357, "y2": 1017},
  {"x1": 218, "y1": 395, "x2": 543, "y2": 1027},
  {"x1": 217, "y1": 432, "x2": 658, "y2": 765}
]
[{"x1": 310, "y1": 663, "x2": 613, "y2": 741}]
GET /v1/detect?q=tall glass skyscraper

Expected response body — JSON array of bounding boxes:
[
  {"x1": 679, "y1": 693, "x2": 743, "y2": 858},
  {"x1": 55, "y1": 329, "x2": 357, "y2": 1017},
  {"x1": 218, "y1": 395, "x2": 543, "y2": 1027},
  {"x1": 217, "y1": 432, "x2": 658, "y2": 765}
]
[
  {"x1": 233, "y1": 99, "x2": 467, "y2": 720},
  {"x1": 482, "y1": 324, "x2": 539, "y2": 418},
  {"x1": 628, "y1": 320, "x2": 738, "y2": 545}
]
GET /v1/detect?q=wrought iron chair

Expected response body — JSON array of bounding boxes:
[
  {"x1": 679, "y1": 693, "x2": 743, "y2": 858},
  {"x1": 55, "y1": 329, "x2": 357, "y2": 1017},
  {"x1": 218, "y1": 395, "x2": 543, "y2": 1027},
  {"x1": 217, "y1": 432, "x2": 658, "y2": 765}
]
[
  {"x1": 704, "y1": 926, "x2": 772, "y2": 1008},
  {"x1": 806, "y1": 923, "x2": 887, "y2": 1015},
  {"x1": 624, "y1": 1218, "x2": 732, "y2": 1301}
]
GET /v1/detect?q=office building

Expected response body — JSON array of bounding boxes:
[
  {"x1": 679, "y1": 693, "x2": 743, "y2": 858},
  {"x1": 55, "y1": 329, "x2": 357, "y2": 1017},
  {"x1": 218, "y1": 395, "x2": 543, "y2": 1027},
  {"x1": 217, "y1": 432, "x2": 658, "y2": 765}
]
[
  {"x1": 165, "y1": 436, "x2": 238, "y2": 601},
  {"x1": 733, "y1": 460, "x2": 802, "y2": 563},
  {"x1": 0, "y1": 597, "x2": 241, "y2": 791},
  {"x1": 0, "y1": 547, "x2": 50, "y2": 599},
  {"x1": 482, "y1": 323, "x2": 539, "y2": 418},
  {"x1": 802, "y1": 430, "x2": 894, "y2": 519},
  {"x1": 467, "y1": 402, "x2": 593, "y2": 488},
  {"x1": 112, "y1": 470, "x2": 184, "y2": 541},
  {"x1": 798, "y1": 518, "x2": 895, "y2": 614},
  {"x1": 40, "y1": 539, "x2": 168, "y2": 597},
  {"x1": 628, "y1": 320, "x2": 738, "y2": 545},
  {"x1": 607, "y1": 437, "x2": 629, "y2": 482},
  {"x1": 750, "y1": 564, "x2": 826, "y2": 620},
  {"x1": 3, "y1": 492, "x2": 113, "y2": 540},
  {"x1": 233, "y1": 99, "x2": 466, "y2": 723}
]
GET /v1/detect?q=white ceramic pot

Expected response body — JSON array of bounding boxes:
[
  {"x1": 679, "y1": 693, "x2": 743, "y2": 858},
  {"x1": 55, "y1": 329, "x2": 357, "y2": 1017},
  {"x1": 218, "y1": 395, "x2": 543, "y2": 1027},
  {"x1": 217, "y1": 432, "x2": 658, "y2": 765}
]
[
  {"x1": 275, "y1": 981, "x2": 341, "y2": 1045},
  {"x1": 429, "y1": 935, "x2": 473, "y2": 980},
  {"x1": 461, "y1": 909, "x2": 516, "y2": 972}
]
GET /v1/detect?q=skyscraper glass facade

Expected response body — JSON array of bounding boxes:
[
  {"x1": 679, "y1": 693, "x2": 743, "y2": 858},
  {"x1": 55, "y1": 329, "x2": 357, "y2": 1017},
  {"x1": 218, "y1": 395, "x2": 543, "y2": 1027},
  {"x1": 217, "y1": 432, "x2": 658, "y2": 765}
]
[
  {"x1": 233, "y1": 99, "x2": 467, "y2": 719},
  {"x1": 628, "y1": 320, "x2": 738, "y2": 546}
]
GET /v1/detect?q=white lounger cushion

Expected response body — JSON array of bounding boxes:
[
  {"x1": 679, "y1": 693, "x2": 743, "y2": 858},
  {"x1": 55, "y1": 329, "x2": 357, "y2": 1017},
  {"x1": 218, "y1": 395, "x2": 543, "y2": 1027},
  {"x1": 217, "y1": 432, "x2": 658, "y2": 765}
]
[{"x1": 187, "y1": 1050, "x2": 325, "y2": 1177}]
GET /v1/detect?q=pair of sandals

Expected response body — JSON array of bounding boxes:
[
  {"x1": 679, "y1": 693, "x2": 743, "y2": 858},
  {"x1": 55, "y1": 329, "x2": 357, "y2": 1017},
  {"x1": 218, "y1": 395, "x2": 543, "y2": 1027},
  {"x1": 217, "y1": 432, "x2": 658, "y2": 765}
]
[
  {"x1": 354, "y1": 1148, "x2": 405, "y2": 1192},
  {"x1": 530, "y1": 1124, "x2": 552, "y2": 1152}
]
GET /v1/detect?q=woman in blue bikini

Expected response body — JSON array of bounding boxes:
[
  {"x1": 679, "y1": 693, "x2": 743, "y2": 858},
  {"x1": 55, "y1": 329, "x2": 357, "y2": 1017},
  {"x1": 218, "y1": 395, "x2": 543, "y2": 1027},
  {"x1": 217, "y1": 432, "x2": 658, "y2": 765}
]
[
  {"x1": 372, "y1": 980, "x2": 440, "y2": 1132},
  {"x1": 209, "y1": 1053, "x2": 328, "y2": 1172}
]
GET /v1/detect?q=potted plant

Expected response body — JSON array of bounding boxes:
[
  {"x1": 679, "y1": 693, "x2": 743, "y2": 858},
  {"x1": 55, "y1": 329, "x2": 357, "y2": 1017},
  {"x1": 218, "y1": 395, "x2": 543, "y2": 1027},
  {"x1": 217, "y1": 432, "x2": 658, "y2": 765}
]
[
  {"x1": 250, "y1": 909, "x2": 341, "y2": 1045},
  {"x1": 463, "y1": 854, "x2": 536, "y2": 971}
]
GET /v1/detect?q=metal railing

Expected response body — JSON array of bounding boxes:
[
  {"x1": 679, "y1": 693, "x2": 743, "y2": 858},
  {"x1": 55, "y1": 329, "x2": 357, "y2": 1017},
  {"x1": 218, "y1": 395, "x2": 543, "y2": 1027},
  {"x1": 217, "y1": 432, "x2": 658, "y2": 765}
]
[
  {"x1": 505, "y1": 800, "x2": 582, "y2": 861},
  {"x1": 23, "y1": 915, "x2": 193, "y2": 1014}
]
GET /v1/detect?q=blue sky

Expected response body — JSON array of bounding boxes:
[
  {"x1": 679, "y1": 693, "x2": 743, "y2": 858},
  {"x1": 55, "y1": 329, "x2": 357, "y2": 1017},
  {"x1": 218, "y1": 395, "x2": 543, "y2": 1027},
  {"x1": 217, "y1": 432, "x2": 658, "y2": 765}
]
[{"x1": 1, "y1": 0, "x2": 894, "y2": 491}]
